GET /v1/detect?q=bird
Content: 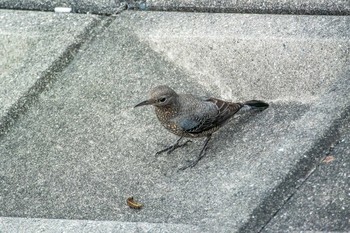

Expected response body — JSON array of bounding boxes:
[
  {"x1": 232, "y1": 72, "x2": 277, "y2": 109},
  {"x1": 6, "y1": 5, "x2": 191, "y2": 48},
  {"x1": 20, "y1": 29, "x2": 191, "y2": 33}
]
[{"x1": 135, "y1": 85, "x2": 269, "y2": 170}]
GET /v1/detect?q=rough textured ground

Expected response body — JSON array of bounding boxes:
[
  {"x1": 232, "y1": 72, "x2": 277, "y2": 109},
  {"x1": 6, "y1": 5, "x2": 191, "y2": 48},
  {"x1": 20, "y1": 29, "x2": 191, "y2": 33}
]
[
  {"x1": 263, "y1": 114, "x2": 350, "y2": 232},
  {"x1": 0, "y1": 5, "x2": 349, "y2": 233},
  {"x1": 1, "y1": 0, "x2": 349, "y2": 14}
]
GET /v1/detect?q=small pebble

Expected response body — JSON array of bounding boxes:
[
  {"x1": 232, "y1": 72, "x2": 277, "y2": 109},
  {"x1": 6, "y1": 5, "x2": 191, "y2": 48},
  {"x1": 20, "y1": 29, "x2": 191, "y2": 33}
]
[{"x1": 54, "y1": 7, "x2": 72, "y2": 13}]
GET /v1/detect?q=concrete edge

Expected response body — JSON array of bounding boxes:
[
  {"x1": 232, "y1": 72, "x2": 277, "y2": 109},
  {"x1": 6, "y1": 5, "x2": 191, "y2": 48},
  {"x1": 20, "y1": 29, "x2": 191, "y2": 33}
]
[
  {"x1": 238, "y1": 69, "x2": 350, "y2": 233},
  {"x1": 144, "y1": 1, "x2": 350, "y2": 15},
  {"x1": 0, "y1": 217, "x2": 201, "y2": 232},
  {"x1": 0, "y1": 16, "x2": 114, "y2": 138},
  {"x1": 0, "y1": 0, "x2": 349, "y2": 15}
]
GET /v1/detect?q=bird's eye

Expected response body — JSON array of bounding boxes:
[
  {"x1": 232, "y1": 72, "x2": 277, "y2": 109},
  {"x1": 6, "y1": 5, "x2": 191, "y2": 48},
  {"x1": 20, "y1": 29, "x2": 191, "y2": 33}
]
[{"x1": 159, "y1": 97, "x2": 166, "y2": 102}]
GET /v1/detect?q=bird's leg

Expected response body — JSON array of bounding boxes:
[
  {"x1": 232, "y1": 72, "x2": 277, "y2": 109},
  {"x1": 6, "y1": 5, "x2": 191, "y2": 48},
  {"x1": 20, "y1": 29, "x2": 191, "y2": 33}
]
[
  {"x1": 156, "y1": 136, "x2": 192, "y2": 156},
  {"x1": 179, "y1": 134, "x2": 212, "y2": 170}
]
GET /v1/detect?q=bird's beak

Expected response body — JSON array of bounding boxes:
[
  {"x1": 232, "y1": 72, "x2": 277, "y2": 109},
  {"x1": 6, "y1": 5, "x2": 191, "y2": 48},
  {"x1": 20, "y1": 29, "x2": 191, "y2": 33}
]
[{"x1": 134, "y1": 99, "x2": 156, "y2": 108}]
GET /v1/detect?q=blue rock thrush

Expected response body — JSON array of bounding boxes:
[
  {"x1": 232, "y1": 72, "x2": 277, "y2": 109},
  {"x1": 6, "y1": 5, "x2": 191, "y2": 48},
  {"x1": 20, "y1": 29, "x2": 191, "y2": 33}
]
[{"x1": 135, "y1": 85, "x2": 268, "y2": 169}]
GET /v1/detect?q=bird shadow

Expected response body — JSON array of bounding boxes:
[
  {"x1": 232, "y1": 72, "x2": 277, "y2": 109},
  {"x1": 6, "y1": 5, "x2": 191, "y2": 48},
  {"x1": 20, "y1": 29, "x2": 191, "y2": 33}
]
[
  {"x1": 215, "y1": 109, "x2": 266, "y2": 140},
  {"x1": 181, "y1": 109, "x2": 268, "y2": 171},
  {"x1": 207, "y1": 101, "x2": 310, "y2": 160}
]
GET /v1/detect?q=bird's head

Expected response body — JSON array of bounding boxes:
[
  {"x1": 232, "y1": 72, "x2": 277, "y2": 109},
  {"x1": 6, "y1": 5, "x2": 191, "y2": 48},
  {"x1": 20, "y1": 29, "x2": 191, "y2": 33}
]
[{"x1": 135, "y1": 85, "x2": 178, "y2": 108}]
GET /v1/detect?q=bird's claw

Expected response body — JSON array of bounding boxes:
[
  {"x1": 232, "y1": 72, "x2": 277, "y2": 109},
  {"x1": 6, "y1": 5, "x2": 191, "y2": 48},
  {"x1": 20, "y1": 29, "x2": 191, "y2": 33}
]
[
  {"x1": 178, "y1": 161, "x2": 198, "y2": 171},
  {"x1": 155, "y1": 140, "x2": 192, "y2": 156},
  {"x1": 178, "y1": 138, "x2": 210, "y2": 171},
  {"x1": 179, "y1": 155, "x2": 206, "y2": 171}
]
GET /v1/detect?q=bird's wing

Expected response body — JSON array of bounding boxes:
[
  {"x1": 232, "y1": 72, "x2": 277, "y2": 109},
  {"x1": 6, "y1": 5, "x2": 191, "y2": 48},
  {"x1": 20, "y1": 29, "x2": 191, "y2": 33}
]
[
  {"x1": 207, "y1": 97, "x2": 242, "y2": 124},
  {"x1": 173, "y1": 97, "x2": 242, "y2": 134}
]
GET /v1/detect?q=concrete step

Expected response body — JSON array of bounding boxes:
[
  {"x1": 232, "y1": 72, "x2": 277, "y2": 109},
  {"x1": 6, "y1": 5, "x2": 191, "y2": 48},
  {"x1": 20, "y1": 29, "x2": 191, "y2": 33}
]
[
  {"x1": 0, "y1": 10, "x2": 349, "y2": 232},
  {"x1": 0, "y1": 9, "x2": 102, "y2": 135},
  {"x1": 0, "y1": 217, "x2": 201, "y2": 233},
  {"x1": 0, "y1": 0, "x2": 349, "y2": 14}
]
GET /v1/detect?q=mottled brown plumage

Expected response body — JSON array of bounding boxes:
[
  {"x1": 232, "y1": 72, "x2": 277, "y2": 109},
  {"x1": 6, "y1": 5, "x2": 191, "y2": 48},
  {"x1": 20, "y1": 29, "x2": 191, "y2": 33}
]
[{"x1": 135, "y1": 85, "x2": 268, "y2": 169}]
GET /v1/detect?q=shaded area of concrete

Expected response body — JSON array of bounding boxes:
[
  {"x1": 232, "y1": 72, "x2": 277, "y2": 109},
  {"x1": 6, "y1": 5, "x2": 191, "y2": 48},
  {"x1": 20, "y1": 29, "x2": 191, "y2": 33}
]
[
  {"x1": 262, "y1": 113, "x2": 350, "y2": 232},
  {"x1": 146, "y1": 0, "x2": 350, "y2": 15},
  {"x1": 0, "y1": 10, "x2": 349, "y2": 232},
  {"x1": 0, "y1": 10, "x2": 103, "y2": 136},
  {"x1": 0, "y1": 0, "x2": 122, "y2": 14},
  {"x1": 0, "y1": 0, "x2": 349, "y2": 15}
]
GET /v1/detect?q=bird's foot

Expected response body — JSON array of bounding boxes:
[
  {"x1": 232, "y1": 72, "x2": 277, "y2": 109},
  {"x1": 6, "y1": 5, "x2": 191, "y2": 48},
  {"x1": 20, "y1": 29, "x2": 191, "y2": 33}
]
[
  {"x1": 178, "y1": 151, "x2": 207, "y2": 171},
  {"x1": 178, "y1": 135, "x2": 211, "y2": 171},
  {"x1": 178, "y1": 160, "x2": 198, "y2": 171},
  {"x1": 155, "y1": 140, "x2": 192, "y2": 156}
]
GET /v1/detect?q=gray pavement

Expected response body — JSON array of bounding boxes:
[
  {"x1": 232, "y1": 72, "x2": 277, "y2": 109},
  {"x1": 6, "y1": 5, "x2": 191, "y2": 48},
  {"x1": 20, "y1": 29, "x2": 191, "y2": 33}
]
[
  {"x1": 0, "y1": 10, "x2": 103, "y2": 135},
  {"x1": 0, "y1": 0, "x2": 349, "y2": 14},
  {"x1": 263, "y1": 113, "x2": 350, "y2": 232},
  {"x1": 0, "y1": 3, "x2": 349, "y2": 233}
]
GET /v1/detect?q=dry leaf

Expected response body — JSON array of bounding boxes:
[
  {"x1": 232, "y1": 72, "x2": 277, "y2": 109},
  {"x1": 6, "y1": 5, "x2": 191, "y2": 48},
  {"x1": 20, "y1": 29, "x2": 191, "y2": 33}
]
[
  {"x1": 323, "y1": 155, "x2": 335, "y2": 164},
  {"x1": 127, "y1": 197, "x2": 143, "y2": 209}
]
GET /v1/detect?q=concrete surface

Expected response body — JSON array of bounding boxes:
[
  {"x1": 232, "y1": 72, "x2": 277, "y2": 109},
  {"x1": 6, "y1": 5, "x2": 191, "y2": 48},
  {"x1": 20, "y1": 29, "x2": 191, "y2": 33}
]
[
  {"x1": 0, "y1": 0, "x2": 349, "y2": 15},
  {"x1": 0, "y1": 0, "x2": 123, "y2": 14},
  {"x1": 119, "y1": 12, "x2": 349, "y2": 101},
  {"x1": 0, "y1": 217, "x2": 202, "y2": 232},
  {"x1": 0, "y1": 6, "x2": 349, "y2": 233},
  {"x1": 0, "y1": 10, "x2": 102, "y2": 135},
  {"x1": 146, "y1": 0, "x2": 350, "y2": 14},
  {"x1": 263, "y1": 114, "x2": 350, "y2": 232}
]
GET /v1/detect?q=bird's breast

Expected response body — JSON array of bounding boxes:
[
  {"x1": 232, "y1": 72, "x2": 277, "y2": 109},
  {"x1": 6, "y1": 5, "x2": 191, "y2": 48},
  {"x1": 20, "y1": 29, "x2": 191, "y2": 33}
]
[
  {"x1": 155, "y1": 107, "x2": 176, "y2": 121},
  {"x1": 154, "y1": 107, "x2": 185, "y2": 136}
]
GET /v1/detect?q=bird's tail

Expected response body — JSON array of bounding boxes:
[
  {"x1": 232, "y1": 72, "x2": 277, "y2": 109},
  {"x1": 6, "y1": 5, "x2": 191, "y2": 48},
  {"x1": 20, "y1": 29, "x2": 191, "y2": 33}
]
[{"x1": 243, "y1": 100, "x2": 269, "y2": 110}]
